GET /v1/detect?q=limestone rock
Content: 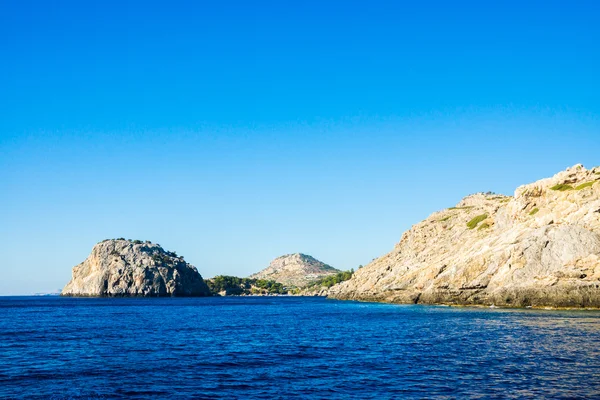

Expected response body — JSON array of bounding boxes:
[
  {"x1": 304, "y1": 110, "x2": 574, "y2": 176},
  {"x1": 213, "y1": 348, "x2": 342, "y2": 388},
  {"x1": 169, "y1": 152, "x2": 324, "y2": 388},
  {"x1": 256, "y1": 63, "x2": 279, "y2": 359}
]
[
  {"x1": 61, "y1": 239, "x2": 210, "y2": 297},
  {"x1": 250, "y1": 253, "x2": 339, "y2": 288},
  {"x1": 329, "y1": 164, "x2": 600, "y2": 308}
]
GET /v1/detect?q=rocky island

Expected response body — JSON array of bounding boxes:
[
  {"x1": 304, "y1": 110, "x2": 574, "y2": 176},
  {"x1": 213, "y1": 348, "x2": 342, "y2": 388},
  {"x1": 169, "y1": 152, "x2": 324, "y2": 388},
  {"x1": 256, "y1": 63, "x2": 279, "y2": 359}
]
[
  {"x1": 61, "y1": 239, "x2": 211, "y2": 297},
  {"x1": 328, "y1": 164, "x2": 600, "y2": 308}
]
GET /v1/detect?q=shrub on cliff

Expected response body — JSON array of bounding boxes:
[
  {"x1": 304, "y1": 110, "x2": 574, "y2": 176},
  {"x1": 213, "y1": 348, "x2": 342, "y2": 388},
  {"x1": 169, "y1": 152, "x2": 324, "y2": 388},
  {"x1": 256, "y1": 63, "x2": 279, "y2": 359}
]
[
  {"x1": 550, "y1": 184, "x2": 573, "y2": 191},
  {"x1": 207, "y1": 275, "x2": 286, "y2": 295},
  {"x1": 467, "y1": 214, "x2": 488, "y2": 229},
  {"x1": 575, "y1": 182, "x2": 595, "y2": 190},
  {"x1": 308, "y1": 269, "x2": 354, "y2": 288}
]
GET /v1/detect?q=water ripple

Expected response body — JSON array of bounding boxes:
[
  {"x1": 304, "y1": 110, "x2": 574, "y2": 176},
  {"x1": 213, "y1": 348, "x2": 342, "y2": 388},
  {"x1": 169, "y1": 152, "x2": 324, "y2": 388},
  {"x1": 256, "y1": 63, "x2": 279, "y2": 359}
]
[{"x1": 0, "y1": 297, "x2": 599, "y2": 399}]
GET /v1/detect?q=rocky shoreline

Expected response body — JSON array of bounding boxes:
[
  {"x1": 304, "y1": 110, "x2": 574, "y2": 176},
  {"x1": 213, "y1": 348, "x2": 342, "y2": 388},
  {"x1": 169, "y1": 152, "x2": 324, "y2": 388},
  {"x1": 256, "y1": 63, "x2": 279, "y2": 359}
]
[
  {"x1": 61, "y1": 165, "x2": 600, "y2": 308},
  {"x1": 328, "y1": 164, "x2": 600, "y2": 309}
]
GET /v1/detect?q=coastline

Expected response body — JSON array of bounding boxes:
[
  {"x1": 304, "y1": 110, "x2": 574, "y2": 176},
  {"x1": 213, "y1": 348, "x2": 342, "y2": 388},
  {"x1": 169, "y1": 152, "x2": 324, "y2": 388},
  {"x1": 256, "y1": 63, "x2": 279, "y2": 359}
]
[
  {"x1": 29, "y1": 293, "x2": 599, "y2": 311},
  {"x1": 326, "y1": 295, "x2": 600, "y2": 311}
]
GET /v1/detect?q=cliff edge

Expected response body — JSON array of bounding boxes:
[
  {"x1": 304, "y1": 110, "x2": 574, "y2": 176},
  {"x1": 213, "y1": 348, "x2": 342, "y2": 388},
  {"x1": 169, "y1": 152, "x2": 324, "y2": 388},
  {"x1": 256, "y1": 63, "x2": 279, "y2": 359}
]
[{"x1": 329, "y1": 164, "x2": 600, "y2": 308}]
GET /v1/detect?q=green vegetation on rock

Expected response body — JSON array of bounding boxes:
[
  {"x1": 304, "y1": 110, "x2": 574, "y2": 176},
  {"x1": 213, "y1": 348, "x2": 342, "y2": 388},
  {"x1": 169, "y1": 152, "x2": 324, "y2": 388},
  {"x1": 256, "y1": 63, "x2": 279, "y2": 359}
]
[
  {"x1": 438, "y1": 215, "x2": 453, "y2": 222},
  {"x1": 575, "y1": 182, "x2": 595, "y2": 190},
  {"x1": 478, "y1": 222, "x2": 490, "y2": 230},
  {"x1": 100, "y1": 238, "x2": 149, "y2": 245},
  {"x1": 550, "y1": 184, "x2": 573, "y2": 191},
  {"x1": 467, "y1": 214, "x2": 488, "y2": 229},
  {"x1": 307, "y1": 270, "x2": 354, "y2": 288},
  {"x1": 207, "y1": 275, "x2": 286, "y2": 295},
  {"x1": 529, "y1": 208, "x2": 539, "y2": 216},
  {"x1": 448, "y1": 206, "x2": 474, "y2": 210}
]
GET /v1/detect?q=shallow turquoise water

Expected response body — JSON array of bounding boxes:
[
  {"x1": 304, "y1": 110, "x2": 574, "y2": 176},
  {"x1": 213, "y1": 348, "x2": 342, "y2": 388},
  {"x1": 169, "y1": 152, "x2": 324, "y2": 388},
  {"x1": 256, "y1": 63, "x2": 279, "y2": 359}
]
[{"x1": 0, "y1": 296, "x2": 599, "y2": 399}]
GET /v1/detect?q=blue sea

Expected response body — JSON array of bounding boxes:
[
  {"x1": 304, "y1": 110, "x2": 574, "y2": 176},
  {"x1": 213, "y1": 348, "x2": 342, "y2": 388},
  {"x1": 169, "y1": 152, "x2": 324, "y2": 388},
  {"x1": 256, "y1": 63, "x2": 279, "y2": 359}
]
[{"x1": 1, "y1": 296, "x2": 599, "y2": 399}]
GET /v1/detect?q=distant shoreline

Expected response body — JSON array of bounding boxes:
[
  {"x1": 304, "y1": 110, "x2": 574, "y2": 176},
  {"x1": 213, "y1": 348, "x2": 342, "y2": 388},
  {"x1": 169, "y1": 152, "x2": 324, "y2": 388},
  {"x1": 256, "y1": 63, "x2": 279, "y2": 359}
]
[{"x1": 3, "y1": 295, "x2": 600, "y2": 311}]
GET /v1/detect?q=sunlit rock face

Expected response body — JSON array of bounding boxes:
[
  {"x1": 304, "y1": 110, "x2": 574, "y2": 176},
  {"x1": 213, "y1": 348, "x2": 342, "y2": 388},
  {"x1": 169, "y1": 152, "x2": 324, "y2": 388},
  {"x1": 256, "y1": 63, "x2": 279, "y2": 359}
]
[
  {"x1": 329, "y1": 165, "x2": 600, "y2": 308},
  {"x1": 61, "y1": 239, "x2": 211, "y2": 297}
]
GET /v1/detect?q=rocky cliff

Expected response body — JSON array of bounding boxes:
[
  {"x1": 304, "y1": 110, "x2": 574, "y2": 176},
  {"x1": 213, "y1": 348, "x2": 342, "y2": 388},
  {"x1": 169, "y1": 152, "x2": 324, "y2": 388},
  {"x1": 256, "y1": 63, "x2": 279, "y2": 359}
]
[
  {"x1": 250, "y1": 253, "x2": 339, "y2": 288},
  {"x1": 61, "y1": 239, "x2": 211, "y2": 297},
  {"x1": 329, "y1": 165, "x2": 600, "y2": 308}
]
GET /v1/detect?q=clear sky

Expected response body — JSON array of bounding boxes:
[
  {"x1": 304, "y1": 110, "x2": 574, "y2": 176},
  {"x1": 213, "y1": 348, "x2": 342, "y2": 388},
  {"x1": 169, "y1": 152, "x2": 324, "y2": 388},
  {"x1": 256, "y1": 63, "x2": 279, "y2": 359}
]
[{"x1": 1, "y1": 0, "x2": 599, "y2": 295}]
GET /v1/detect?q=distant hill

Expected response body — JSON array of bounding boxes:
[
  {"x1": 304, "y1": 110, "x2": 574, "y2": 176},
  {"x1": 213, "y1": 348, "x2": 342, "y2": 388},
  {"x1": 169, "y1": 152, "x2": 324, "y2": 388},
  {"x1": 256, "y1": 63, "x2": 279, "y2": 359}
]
[{"x1": 249, "y1": 253, "x2": 339, "y2": 288}]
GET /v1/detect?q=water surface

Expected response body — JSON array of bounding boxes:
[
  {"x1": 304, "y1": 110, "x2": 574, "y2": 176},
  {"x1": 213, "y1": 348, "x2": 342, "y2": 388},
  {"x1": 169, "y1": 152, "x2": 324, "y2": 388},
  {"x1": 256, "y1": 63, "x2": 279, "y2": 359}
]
[{"x1": 1, "y1": 296, "x2": 599, "y2": 399}]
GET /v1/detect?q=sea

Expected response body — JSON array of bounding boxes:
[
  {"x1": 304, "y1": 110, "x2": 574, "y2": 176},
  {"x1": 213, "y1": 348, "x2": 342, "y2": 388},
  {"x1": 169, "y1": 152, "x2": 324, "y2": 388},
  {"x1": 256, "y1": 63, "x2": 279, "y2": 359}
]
[{"x1": 0, "y1": 296, "x2": 599, "y2": 399}]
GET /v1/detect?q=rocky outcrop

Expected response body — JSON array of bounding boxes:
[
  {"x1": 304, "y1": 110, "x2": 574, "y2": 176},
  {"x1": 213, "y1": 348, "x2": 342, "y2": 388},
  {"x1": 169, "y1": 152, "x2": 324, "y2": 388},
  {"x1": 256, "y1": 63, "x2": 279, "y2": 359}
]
[
  {"x1": 61, "y1": 239, "x2": 211, "y2": 297},
  {"x1": 250, "y1": 253, "x2": 339, "y2": 288},
  {"x1": 329, "y1": 164, "x2": 600, "y2": 308}
]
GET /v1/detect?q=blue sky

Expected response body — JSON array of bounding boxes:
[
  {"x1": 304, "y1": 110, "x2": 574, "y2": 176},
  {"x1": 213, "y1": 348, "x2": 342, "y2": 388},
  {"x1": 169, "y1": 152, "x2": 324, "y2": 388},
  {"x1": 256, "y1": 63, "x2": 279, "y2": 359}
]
[{"x1": 1, "y1": 0, "x2": 599, "y2": 295}]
